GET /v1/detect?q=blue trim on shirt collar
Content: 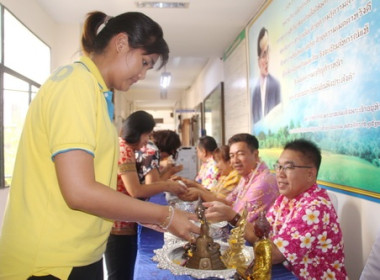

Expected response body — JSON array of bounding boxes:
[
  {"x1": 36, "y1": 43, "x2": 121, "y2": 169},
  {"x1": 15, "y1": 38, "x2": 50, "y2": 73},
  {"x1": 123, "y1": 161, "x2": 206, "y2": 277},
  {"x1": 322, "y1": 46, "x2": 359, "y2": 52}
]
[
  {"x1": 74, "y1": 61, "x2": 114, "y2": 121},
  {"x1": 103, "y1": 90, "x2": 114, "y2": 121}
]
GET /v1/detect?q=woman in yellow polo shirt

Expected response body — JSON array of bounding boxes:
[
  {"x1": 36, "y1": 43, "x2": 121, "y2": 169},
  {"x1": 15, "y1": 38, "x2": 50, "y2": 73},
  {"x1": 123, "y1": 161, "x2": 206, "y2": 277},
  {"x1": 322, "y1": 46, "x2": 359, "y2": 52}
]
[{"x1": 0, "y1": 11, "x2": 198, "y2": 280}]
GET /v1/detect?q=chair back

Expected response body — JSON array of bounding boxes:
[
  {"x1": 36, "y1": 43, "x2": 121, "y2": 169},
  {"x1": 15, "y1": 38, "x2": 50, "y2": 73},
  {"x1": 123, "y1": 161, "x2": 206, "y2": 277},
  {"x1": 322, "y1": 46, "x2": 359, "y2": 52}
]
[
  {"x1": 360, "y1": 227, "x2": 380, "y2": 280},
  {"x1": 327, "y1": 191, "x2": 338, "y2": 211}
]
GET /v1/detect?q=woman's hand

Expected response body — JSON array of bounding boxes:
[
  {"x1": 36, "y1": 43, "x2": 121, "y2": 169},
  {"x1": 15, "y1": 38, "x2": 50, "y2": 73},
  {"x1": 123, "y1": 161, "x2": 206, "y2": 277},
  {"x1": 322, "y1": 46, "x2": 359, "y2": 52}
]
[
  {"x1": 176, "y1": 177, "x2": 202, "y2": 189},
  {"x1": 203, "y1": 201, "x2": 237, "y2": 223},
  {"x1": 167, "y1": 209, "x2": 200, "y2": 241},
  {"x1": 167, "y1": 180, "x2": 188, "y2": 196},
  {"x1": 140, "y1": 207, "x2": 200, "y2": 241},
  {"x1": 170, "y1": 175, "x2": 182, "y2": 181},
  {"x1": 178, "y1": 188, "x2": 200, "y2": 201}
]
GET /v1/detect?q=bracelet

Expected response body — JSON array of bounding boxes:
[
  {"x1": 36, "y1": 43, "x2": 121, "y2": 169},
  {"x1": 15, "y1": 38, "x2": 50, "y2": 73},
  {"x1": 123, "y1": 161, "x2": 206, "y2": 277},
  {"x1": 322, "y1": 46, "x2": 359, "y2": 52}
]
[
  {"x1": 160, "y1": 206, "x2": 175, "y2": 230},
  {"x1": 228, "y1": 212, "x2": 241, "y2": 227}
]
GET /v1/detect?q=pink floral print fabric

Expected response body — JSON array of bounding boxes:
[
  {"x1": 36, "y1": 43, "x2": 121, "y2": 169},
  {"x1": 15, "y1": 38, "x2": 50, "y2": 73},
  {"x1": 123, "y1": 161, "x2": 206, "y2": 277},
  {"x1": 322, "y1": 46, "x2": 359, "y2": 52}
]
[
  {"x1": 226, "y1": 161, "x2": 279, "y2": 223},
  {"x1": 266, "y1": 184, "x2": 347, "y2": 280},
  {"x1": 195, "y1": 156, "x2": 220, "y2": 190}
]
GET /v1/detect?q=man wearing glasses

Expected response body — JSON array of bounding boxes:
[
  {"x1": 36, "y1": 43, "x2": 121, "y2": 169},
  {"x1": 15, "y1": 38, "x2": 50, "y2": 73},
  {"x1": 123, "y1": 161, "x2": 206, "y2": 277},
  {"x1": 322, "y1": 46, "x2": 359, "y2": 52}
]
[
  {"x1": 245, "y1": 139, "x2": 347, "y2": 279},
  {"x1": 251, "y1": 27, "x2": 281, "y2": 124}
]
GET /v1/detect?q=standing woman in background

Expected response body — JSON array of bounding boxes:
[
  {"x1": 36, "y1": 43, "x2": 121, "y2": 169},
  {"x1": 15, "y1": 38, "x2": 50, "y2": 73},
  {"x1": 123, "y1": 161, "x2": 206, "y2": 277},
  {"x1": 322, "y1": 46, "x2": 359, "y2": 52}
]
[
  {"x1": 177, "y1": 145, "x2": 240, "y2": 202},
  {"x1": 195, "y1": 136, "x2": 221, "y2": 190},
  {"x1": 105, "y1": 111, "x2": 187, "y2": 280},
  {"x1": 0, "y1": 11, "x2": 198, "y2": 280},
  {"x1": 150, "y1": 129, "x2": 183, "y2": 180},
  {"x1": 135, "y1": 129, "x2": 183, "y2": 183}
]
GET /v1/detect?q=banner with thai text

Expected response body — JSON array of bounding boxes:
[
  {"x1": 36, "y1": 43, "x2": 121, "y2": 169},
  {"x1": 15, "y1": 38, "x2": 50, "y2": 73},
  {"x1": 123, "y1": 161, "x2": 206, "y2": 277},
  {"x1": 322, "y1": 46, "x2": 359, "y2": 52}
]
[{"x1": 248, "y1": 0, "x2": 380, "y2": 200}]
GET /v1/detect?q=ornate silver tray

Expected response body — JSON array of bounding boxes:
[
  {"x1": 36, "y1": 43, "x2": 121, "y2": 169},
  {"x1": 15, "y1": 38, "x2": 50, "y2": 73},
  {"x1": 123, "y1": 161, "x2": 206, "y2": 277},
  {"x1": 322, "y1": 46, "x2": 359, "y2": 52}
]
[{"x1": 152, "y1": 241, "x2": 254, "y2": 279}]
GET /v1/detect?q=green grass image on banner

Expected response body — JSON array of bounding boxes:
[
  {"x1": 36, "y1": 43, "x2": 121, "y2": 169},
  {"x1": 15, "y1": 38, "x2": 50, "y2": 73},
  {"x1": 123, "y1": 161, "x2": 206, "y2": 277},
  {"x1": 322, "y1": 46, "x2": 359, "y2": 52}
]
[{"x1": 260, "y1": 148, "x2": 380, "y2": 195}]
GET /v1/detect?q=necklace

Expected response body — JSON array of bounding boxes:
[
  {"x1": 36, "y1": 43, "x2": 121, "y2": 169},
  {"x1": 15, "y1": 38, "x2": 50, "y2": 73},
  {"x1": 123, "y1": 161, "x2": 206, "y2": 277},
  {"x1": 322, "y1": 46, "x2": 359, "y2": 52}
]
[{"x1": 236, "y1": 161, "x2": 262, "y2": 206}]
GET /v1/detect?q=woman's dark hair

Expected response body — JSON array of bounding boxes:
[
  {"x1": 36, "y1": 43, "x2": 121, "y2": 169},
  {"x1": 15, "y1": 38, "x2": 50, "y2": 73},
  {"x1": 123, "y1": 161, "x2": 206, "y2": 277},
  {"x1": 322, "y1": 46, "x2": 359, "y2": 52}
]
[
  {"x1": 152, "y1": 130, "x2": 181, "y2": 157},
  {"x1": 213, "y1": 145, "x2": 230, "y2": 162},
  {"x1": 120, "y1": 111, "x2": 155, "y2": 144},
  {"x1": 81, "y1": 11, "x2": 169, "y2": 69},
  {"x1": 198, "y1": 136, "x2": 217, "y2": 153},
  {"x1": 284, "y1": 139, "x2": 322, "y2": 172},
  {"x1": 228, "y1": 133, "x2": 259, "y2": 151}
]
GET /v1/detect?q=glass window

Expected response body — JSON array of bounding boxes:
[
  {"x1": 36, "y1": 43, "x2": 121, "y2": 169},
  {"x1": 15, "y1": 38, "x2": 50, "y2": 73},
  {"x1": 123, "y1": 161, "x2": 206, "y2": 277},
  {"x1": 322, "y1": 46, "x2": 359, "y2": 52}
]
[
  {"x1": 4, "y1": 9, "x2": 50, "y2": 84},
  {"x1": 1, "y1": 6, "x2": 48, "y2": 188},
  {"x1": 3, "y1": 74, "x2": 30, "y2": 186},
  {"x1": 0, "y1": 9, "x2": 2, "y2": 64},
  {"x1": 31, "y1": 85, "x2": 39, "y2": 100}
]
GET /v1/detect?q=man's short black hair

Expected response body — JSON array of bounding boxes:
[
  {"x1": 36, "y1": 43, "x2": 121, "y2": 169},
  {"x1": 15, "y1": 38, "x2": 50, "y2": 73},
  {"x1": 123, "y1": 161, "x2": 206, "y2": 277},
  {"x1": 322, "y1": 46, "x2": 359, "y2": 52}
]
[
  {"x1": 228, "y1": 133, "x2": 259, "y2": 152},
  {"x1": 198, "y1": 136, "x2": 218, "y2": 153},
  {"x1": 284, "y1": 139, "x2": 322, "y2": 171}
]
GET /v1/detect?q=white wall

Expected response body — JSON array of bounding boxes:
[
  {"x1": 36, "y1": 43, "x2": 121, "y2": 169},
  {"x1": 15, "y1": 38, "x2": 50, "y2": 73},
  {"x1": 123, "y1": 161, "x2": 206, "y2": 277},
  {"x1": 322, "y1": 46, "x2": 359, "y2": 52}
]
[
  {"x1": 114, "y1": 90, "x2": 134, "y2": 133},
  {"x1": 223, "y1": 37, "x2": 250, "y2": 140},
  {"x1": 180, "y1": 57, "x2": 223, "y2": 111},
  {"x1": 335, "y1": 192, "x2": 380, "y2": 280},
  {"x1": 53, "y1": 24, "x2": 82, "y2": 70},
  {"x1": 176, "y1": 56, "x2": 224, "y2": 135},
  {"x1": 144, "y1": 109, "x2": 176, "y2": 131}
]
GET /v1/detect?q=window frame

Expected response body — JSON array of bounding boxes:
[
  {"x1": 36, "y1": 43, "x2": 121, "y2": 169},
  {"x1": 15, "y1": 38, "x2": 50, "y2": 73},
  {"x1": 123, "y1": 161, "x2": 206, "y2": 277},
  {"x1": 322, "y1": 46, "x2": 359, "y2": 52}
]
[{"x1": 0, "y1": 5, "x2": 48, "y2": 188}]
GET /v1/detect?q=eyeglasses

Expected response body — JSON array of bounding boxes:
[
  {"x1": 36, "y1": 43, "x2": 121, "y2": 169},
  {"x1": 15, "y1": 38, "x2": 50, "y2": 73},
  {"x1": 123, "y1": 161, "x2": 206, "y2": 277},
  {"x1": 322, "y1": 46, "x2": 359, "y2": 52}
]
[{"x1": 273, "y1": 163, "x2": 313, "y2": 173}]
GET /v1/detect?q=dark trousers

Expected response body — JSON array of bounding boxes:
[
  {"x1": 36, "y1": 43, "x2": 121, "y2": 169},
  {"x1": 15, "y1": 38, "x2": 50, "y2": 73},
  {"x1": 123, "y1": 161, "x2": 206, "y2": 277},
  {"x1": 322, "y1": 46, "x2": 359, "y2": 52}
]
[
  {"x1": 28, "y1": 258, "x2": 103, "y2": 280},
  {"x1": 104, "y1": 234, "x2": 138, "y2": 280}
]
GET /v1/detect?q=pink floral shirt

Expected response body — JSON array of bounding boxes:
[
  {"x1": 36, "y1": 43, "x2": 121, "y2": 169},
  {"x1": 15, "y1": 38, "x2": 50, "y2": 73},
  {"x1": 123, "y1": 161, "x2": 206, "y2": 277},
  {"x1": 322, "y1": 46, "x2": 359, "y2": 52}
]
[
  {"x1": 226, "y1": 162, "x2": 279, "y2": 223},
  {"x1": 195, "y1": 156, "x2": 220, "y2": 190},
  {"x1": 266, "y1": 184, "x2": 347, "y2": 280}
]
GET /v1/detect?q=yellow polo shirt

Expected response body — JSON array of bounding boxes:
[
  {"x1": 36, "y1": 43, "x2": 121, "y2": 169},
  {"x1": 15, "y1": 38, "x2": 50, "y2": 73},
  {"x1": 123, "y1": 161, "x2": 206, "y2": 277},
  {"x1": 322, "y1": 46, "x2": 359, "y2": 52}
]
[{"x1": 0, "y1": 56, "x2": 119, "y2": 280}]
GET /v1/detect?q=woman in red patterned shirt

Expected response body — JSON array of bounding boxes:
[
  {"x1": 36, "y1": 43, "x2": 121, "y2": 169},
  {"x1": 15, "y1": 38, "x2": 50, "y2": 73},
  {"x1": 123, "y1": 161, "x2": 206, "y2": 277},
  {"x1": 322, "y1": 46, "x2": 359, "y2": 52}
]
[{"x1": 105, "y1": 111, "x2": 188, "y2": 280}]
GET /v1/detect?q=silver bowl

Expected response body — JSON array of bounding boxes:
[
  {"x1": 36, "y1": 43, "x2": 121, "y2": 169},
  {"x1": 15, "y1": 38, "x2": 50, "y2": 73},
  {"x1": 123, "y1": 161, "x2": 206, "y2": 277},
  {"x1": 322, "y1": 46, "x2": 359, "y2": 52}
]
[
  {"x1": 165, "y1": 193, "x2": 199, "y2": 212},
  {"x1": 153, "y1": 241, "x2": 254, "y2": 279}
]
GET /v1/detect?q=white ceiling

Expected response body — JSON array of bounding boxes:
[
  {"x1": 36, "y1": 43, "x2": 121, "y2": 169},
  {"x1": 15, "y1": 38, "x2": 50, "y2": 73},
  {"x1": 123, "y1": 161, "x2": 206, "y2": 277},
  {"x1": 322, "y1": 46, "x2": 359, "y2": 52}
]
[{"x1": 36, "y1": 0, "x2": 265, "y2": 108}]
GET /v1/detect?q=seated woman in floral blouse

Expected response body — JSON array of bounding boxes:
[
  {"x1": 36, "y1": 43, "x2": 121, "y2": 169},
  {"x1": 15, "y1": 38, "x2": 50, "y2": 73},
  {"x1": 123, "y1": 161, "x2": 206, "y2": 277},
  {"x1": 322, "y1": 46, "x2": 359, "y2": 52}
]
[
  {"x1": 178, "y1": 145, "x2": 240, "y2": 202},
  {"x1": 194, "y1": 136, "x2": 221, "y2": 190}
]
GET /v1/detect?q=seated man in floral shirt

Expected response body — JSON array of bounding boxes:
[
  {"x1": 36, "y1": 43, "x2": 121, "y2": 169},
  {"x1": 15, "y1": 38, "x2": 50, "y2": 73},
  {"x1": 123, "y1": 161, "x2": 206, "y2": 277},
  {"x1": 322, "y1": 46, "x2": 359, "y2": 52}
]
[
  {"x1": 245, "y1": 139, "x2": 348, "y2": 279},
  {"x1": 204, "y1": 133, "x2": 279, "y2": 224}
]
